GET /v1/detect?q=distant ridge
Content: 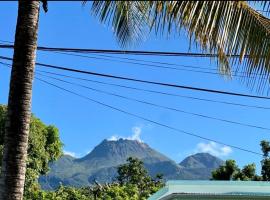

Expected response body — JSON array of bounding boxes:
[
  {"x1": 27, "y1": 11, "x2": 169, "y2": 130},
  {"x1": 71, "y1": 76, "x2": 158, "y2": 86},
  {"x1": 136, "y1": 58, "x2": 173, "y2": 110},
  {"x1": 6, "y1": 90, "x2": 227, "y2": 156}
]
[
  {"x1": 39, "y1": 139, "x2": 224, "y2": 190},
  {"x1": 180, "y1": 153, "x2": 224, "y2": 169}
]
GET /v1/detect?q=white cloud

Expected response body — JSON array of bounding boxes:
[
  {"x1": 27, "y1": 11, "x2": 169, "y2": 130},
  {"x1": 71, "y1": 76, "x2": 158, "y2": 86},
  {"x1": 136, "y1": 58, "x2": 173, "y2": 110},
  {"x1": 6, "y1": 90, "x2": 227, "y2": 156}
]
[
  {"x1": 63, "y1": 150, "x2": 77, "y2": 157},
  {"x1": 128, "y1": 126, "x2": 142, "y2": 142},
  {"x1": 195, "y1": 141, "x2": 232, "y2": 157},
  {"x1": 107, "y1": 126, "x2": 143, "y2": 142},
  {"x1": 108, "y1": 135, "x2": 119, "y2": 141}
]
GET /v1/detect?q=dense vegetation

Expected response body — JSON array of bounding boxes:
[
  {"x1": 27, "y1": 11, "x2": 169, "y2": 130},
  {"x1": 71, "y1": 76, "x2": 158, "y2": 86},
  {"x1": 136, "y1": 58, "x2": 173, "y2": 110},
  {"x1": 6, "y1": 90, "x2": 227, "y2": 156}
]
[
  {"x1": 212, "y1": 140, "x2": 270, "y2": 181},
  {"x1": 25, "y1": 157, "x2": 164, "y2": 200},
  {"x1": 0, "y1": 105, "x2": 63, "y2": 199}
]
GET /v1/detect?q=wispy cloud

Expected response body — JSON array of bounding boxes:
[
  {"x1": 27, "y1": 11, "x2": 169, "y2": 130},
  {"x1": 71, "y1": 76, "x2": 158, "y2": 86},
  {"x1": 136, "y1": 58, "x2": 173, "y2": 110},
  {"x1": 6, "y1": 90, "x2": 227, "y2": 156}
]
[
  {"x1": 63, "y1": 150, "x2": 77, "y2": 157},
  {"x1": 108, "y1": 126, "x2": 143, "y2": 142},
  {"x1": 195, "y1": 141, "x2": 232, "y2": 157},
  {"x1": 128, "y1": 126, "x2": 142, "y2": 142},
  {"x1": 108, "y1": 135, "x2": 119, "y2": 141}
]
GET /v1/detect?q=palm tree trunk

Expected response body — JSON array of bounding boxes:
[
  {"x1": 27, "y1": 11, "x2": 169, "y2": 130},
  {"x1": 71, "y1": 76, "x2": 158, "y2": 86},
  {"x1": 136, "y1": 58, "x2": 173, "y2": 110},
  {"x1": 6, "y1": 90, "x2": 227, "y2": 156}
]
[{"x1": 0, "y1": 1, "x2": 40, "y2": 199}]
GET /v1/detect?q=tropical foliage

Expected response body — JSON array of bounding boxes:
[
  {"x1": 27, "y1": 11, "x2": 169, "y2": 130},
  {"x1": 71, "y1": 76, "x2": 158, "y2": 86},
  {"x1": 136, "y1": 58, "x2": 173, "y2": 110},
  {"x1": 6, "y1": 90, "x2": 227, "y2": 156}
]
[
  {"x1": 260, "y1": 140, "x2": 270, "y2": 180},
  {"x1": 117, "y1": 157, "x2": 164, "y2": 199},
  {"x1": 211, "y1": 160, "x2": 259, "y2": 181},
  {"x1": 24, "y1": 157, "x2": 164, "y2": 200},
  {"x1": 212, "y1": 140, "x2": 270, "y2": 181},
  {"x1": 0, "y1": 105, "x2": 63, "y2": 199},
  {"x1": 91, "y1": 1, "x2": 270, "y2": 91},
  {"x1": 90, "y1": 1, "x2": 149, "y2": 47}
]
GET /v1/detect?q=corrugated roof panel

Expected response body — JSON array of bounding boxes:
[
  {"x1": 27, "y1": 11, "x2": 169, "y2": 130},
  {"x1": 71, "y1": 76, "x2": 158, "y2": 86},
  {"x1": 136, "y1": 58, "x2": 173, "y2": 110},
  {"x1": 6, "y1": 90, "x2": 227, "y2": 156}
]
[{"x1": 148, "y1": 181, "x2": 270, "y2": 200}]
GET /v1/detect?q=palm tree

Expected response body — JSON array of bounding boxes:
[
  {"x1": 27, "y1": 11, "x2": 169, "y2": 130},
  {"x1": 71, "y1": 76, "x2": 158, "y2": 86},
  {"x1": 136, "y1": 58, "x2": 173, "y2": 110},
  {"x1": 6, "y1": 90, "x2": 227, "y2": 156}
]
[
  {"x1": 0, "y1": 1, "x2": 40, "y2": 200},
  {"x1": 1, "y1": 1, "x2": 270, "y2": 199}
]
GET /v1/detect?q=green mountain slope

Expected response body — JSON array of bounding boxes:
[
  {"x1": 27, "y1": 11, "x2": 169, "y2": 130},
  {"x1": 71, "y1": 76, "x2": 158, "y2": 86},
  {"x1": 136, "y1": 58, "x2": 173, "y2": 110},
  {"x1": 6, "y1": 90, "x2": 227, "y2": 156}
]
[
  {"x1": 179, "y1": 153, "x2": 224, "y2": 179},
  {"x1": 39, "y1": 139, "x2": 223, "y2": 190}
]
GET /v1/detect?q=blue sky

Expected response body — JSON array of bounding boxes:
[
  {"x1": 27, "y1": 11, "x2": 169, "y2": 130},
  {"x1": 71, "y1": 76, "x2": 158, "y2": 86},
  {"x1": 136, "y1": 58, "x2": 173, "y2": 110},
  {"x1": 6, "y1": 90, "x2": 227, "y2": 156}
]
[{"x1": 0, "y1": 2, "x2": 269, "y2": 170}]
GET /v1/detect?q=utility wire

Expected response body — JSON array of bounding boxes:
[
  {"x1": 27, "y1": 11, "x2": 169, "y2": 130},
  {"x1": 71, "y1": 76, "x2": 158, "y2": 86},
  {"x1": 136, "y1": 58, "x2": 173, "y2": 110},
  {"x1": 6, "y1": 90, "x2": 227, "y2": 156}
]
[
  {"x1": 0, "y1": 39, "x2": 13, "y2": 44},
  {"x1": 0, "y1": 39, "x2": 218, "y2": 71},
  {"x1": 1, "y1": 61, "x2": 263, "y2": 155},
  {"x1": 36, "y1": 77, "x2": 263, "y2": 156},
  {"x1": 53, "y1": 51, "x2": 221, "y2": 73},
  {"x1": 1, "y1": 61, "x2": 269, "y2": 110},
  {"x1": 50, "y1": 51, "x2": 269, "y2": 78},
  {"x1": 84, "y1": 53, "x2": 217, "y2": 70},
  {"x1": 0, "y1": 44, "x2": 249, "y2": 57},
  {"x1": 0, "y1": 55, "x2": 269, "y2": 100},
  {"x1": 1, "y1": 41, "x2": 267, "y2": 78},
  {"x1": 37, "y1": 73, "x2": 270, "y2": 131},
  {"x1": 35, "y1": 69, "x2": 270, "y2": 110},
  {"x1": 35, "y1": 50, "x2": 270, "y2": 78}
]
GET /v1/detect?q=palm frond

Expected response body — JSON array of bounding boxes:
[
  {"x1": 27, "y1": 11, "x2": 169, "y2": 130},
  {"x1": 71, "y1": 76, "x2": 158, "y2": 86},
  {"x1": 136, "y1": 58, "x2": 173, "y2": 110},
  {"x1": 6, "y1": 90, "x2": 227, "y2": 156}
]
[
  {"x1": 146, "y1": 1, "x2": 270, "y2": 90},
  {"x1": 89, "y1": 1, "x2": 149, "y2": 48},
  {"x1": 147, "y1": 1, "x2": 270, "y2": 93},
  {"x1": 85, "y1": 1, "x2": 270, "y2": 92}
]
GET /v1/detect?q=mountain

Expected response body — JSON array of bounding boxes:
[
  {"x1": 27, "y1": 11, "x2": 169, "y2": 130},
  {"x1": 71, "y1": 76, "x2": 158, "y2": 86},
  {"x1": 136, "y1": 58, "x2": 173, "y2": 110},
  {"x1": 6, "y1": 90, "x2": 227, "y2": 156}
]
[
  {"x1": 39, "y1": 139, "x2": 223, "y2": 190},
  {"x1": 179, "y1": 153, "x2": 224, "y2": 180},
  {"x1": 180, "y1": 153, "x2": 224, "y2": 169}
]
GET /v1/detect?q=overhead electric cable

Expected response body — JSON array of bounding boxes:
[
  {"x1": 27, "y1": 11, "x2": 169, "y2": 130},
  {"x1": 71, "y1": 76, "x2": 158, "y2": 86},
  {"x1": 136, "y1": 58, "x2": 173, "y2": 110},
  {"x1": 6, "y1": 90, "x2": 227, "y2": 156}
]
[
  {"x1": 37, "y1": 73, "x2": 270, "y2": 131},
  {"x1": 35, "y1": 69, "x2": 270, "y2": 110},
  {"x1": 50, "y1": 51, "x2": 269, "y2": 78},
  {"x1": 53, "y1": 51, "x2": 221, "y2": 73},
  {"x1": 1, "y1": 62, "x2": 263, "y2": 155},
  {"x1": 0, "y1": 41, "x2": 267, "y2": 78},
  {"x1": 1, "y1": 61, "x2": 269, "y2": 110},
  {"x1": 0, "y1": 39, "x2": 218, "y2": 70},
  {"x1": 0, "y1": 55, "x2": 269, "y2": 100},
  {"x1": 36, "y1": 77, "x2": 263, "y2": 156},
  {"x1": 0, "y1": 44, "x2": 249, "y2": 57},
  {"x1": 0, "y1": 39, "x2": 13, "y2": 44}
]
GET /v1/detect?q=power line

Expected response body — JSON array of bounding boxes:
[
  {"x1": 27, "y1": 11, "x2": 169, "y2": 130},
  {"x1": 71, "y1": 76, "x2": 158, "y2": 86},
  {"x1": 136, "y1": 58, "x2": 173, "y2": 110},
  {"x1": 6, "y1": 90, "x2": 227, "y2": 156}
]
[
  {"x1": 0, "y1": 39, "x2": 13, "y2": 44},
  {"x1": 1, "y1": 55, "x2": 269, "y2": 100},
  {"x1": 0, "y1": 44, "x2": 249, "y2": 57},
  {"x1": 86, "y1": 53, "x2": 218, "y2": 70},
  {"x1": 51, "y1": 51, "x2": 270, "y2": 78},
  {"x1": 0, "y1": 44, "x2": 223, "y2": 76},
  {"x1": 35, "y1": 77, "x2": 263, "y2": 156},
  {"x1": 1, "y1": 61, "x2": 269, "y2": 110},
  {"x1": 0, "y1": 41, "x2": 267, "y2": 78},
  {"x1": 37, "y1": 73, "x2": 270, "y2": 131},
  {"x1": 53, "y1": 51, "x2": 220, "y2": 73},
  {"x1": 0, "y1": 61, "x2": 263, "y2": 155},
  {"x1": 48, "y1": 51, "x2": 269, "y2": 79},
  {"x1": 35, "y1": 69, "x2": 270, "y2": 110},
  {"x1": 0, "y1": 39, "x2": 218, "y2": 71}
]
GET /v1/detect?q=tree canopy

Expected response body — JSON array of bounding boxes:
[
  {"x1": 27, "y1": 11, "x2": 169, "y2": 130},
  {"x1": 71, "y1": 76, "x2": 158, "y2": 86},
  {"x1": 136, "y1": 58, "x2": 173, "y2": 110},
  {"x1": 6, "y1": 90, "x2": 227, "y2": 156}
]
[
  {"x1": 0, "y1": 105, "x2": 63, "y2": 199},
  {"x1": 261, "y1": 140, "x2": 270, "y2": 181},
  {"x1": 117, "y1": 157, "x2": 164, "y2": 199},
  {"x1": 212, "y1": 140, "x2": 270, "y2": 181},
  {"x1": 24, "y1": 157, "x2": 164, "y2": 200}
]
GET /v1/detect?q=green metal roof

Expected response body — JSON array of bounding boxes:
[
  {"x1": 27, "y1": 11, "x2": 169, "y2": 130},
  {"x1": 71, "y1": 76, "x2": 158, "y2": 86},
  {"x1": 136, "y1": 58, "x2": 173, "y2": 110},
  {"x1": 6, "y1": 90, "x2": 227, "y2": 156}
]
[{"x1": 148, "y1": 181, "x2": 270, "y2": 200}]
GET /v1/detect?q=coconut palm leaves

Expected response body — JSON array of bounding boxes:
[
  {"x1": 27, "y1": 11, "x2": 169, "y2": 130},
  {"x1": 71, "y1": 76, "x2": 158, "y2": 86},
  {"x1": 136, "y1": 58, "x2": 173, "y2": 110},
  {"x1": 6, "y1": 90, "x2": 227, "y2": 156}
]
[
  {"x1": 90, "y1": 1, "x2": 149, "y2": 47},
  {"x1": 147, "y1": 1, "x2": 270, "y2": 91},
  {"x1": 90, "y1": 1, "x2": 270, "y2": 92}
]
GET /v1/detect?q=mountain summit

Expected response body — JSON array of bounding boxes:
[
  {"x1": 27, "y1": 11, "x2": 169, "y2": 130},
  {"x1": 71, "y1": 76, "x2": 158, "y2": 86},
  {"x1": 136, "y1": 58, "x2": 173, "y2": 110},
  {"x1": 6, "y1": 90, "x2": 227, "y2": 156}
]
[
  {"x1": 180, "y1": 153, "x2": 224, "y2": 169},
  {"x1": 39, "y1": 139, "x2": 223, "y2": 190},
  {"x1": 78, "y1": 139, "x2": 172, "y2": 167}
]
